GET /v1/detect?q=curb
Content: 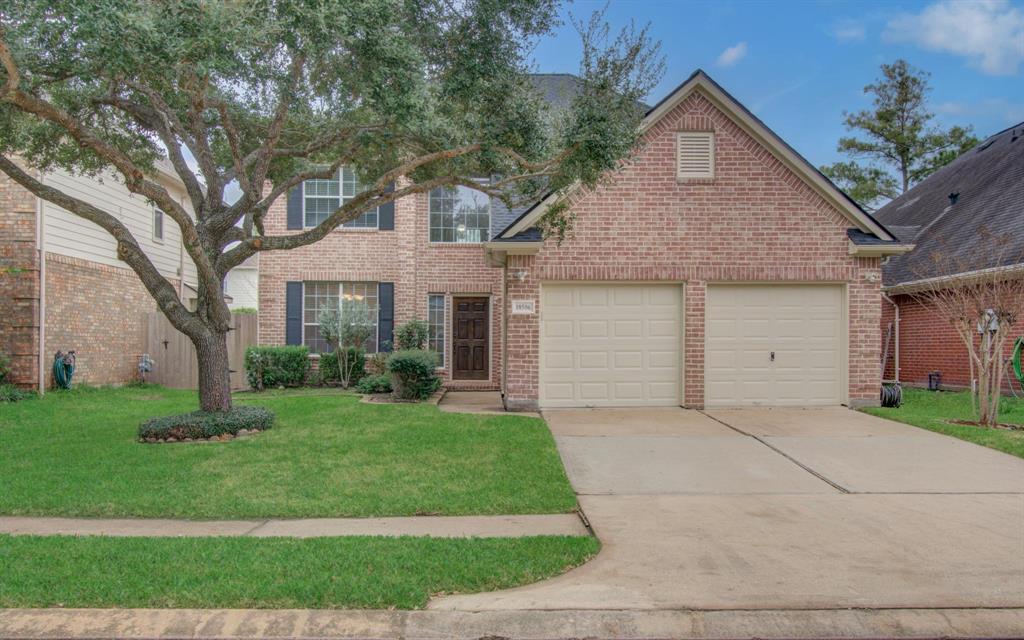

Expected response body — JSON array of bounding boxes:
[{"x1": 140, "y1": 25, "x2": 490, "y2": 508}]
[{"x1": 2, "y1": 607, "x2": 1024, "y2": 639}]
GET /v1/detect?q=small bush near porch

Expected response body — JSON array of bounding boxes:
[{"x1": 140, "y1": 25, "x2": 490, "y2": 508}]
[
  {"x1": 864, "y1": 388, "x2": 1024, "y2": 459},
  {"x1": 0, "y1": 387, "x2": 577, "y2": 519}
]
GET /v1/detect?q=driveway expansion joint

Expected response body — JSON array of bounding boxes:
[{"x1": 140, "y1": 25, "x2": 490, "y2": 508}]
[{"x1": 698, "y1": 410, "x2": 851, "y2": 494}]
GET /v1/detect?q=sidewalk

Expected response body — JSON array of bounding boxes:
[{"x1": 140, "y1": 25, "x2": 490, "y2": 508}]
[
  {"x1": 0, "y1": 513, "x2": 587, "y2": 538},
  {"x1": 2, "y1": 607, "x2": 1023, "y2": 640}
]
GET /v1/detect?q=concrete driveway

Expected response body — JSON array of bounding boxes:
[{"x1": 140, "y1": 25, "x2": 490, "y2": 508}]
[{"x1": 432, "y1": 406, "x2": 1024, "y2": 611}]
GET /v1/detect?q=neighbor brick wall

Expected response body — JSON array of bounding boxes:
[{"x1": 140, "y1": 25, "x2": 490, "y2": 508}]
[
  {"x1": 258, "y1": 181, "x2": 504, "y2": 389},
  {"x1": 44, "y1": 253, "x2": 168, "y2": 386},
  {"x1": 503, "y1": 90, "x2": 883, "y2": 409},
  {"x1": 0, "y1": 170, "x2": 40, "y2": 387},
  {"x1": 883, "y1": 293, "x2": 1024, "y2": 391}
]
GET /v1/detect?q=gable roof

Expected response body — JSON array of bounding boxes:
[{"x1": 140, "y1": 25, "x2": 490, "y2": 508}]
[
  {"x1": 496, "y1": 69, "x2": 898, "y2": 248},
  {"x1": 875, "y1": 122, "x2": 1024, "y2": 288}
]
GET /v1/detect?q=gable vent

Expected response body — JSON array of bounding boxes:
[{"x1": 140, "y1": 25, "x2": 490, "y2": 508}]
[{"x1": 677, "y1": 131, "x2": 715, "y2": 179}]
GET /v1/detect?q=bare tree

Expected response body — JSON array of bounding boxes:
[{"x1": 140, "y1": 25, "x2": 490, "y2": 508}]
[{"x1": 908, "y1": 231, "x2": 1024, "y2": 426}]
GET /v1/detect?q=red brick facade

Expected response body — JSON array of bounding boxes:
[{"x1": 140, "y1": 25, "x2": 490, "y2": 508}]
[
  {"x1": 258, "y1": 185, "x2": 505, "y2": 390},
  {"x1": 258, "y1": 86, "x2": 885, "y2": 409},
  {"x1": 501, "y1": 91, "x2": 883, "y2": 409},
  {"x1": 0, "y1": 171, "x2": 40, "y2": 387},
  {"x1": 44, "y1": 253, "x2": 166, "y2": 385},
  {"x1": 882, "y1": 293, "x2": 1024, "y2": 391}
]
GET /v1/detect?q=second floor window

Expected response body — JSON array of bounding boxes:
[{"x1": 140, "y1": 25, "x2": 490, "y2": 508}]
[
  {"x1": 303, "y1": 168, "x2": 378, "y2": 229},
  {"x1": 152, "y1": 207, "x2": 164, "y2": 242},
  {"x1": 429, "y1": 185, "x2": 490, "y2": 243}
]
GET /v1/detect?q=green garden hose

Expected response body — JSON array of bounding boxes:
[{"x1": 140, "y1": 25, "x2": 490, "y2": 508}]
[
  {"x1": 52, "y1": 351, "x2": 76, "y2": 389},
  {"x1": 1013, "y1": 337, "x2": 1024, "y2": 388}
]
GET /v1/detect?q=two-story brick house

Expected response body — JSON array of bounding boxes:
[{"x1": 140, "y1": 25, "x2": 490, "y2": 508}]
[{"x1": 258, "y1": 70, "x2": 911, "y2": 410}]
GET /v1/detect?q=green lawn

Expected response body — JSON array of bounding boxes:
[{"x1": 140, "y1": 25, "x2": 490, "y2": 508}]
[
  {"x1": 0, "y1": 534, "x2": 598, "y2": 609},
  {"x1": 0, "y1": 386, "x2": 578, "y2": 518},
  {"x1": 863, "y1": 388, "x2": 1024, "y2": 459}
]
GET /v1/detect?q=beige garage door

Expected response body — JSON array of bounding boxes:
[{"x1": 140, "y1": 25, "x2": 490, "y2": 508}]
[
  {"x1": 540, "y1": 283, "x2": 681, "y2": 408},
  {"x1": 705, "y1": 284, "x2": 844, "y2": 407}
]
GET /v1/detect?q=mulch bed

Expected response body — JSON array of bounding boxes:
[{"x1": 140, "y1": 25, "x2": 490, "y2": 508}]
[
  {"x1": 947, "y1": 419, "x2": 1024, "y2": 431},
  {"x1": 361, "y1": 389, "x2": 446, "y2": 406},
  {"x1": 141, "y1": 429, "x2": 265, "y2": 444}
]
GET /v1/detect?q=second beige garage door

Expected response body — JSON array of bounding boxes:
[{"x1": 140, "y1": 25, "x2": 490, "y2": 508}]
[
  {"x1": 705, "y1": 284, "x2": 845, "y2": 407},
  {"x1": 540, "y1": 283, "x2": 682, "y2": 408}
]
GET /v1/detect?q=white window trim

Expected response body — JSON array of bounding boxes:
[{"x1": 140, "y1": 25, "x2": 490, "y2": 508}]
[
  {"x1": 677, "y1": 131, "x2": 715, "y2": 180},
  {"x1": 302, "y1": 169, "x2": 380, "y2": 231},
  {"x1": 427, "y1": 185, "x2": 491, "y2": 245},
  {"x1": 152, "y1": 206, "x2": 164, "y2": 243},
  {"x1": 428, "y1": 293, "x2": 447, "y2": 369}
]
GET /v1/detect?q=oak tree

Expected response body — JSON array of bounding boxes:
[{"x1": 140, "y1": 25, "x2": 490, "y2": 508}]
[{"x1": 0, "y1": 0, "x2": 662, "y2": 411}]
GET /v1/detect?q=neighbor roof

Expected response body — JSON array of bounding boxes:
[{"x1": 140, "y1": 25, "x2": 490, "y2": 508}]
[
  {"x1": 875, "y1": 122, "x2": 1024, "y2": 288},
  {"x1": 496, "y1": 69, "x2": 898, "y2": 247}
]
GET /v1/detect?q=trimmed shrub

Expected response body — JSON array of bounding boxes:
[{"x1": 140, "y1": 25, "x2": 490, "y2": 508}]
[
  {"x1": 244, "y1": 346, "x2": 310, "y2": 390},
  {"x1": 232, "y1": 307, "x2": 258, "y2": 315},
  {"x1": 319, "y1": 348, "x2": 365, "y2": 384},
  {"x1": 0, "y1": 383, "x2": 33, "y2": 403},
  {"x1": 355, "y1": 373, "x2": 393, "y2": 394},
  {"x1": 387, "y1": 349, "x2": 441, "y2": 400},
  {"x1": 139, "y1": 406, "x2": 274, "y2": 442},
  {"x1": 0, "y1": 352, "x2": 11, "y2": 385},
  {"x1": 395, "y1": 320, "x2": 430, "y2": 350}
]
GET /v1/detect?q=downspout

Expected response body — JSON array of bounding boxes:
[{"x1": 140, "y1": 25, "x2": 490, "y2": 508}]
[
  {"x1": 881, "y1": 291, "x2": 900, "y2": 382},
  {"x1": 500, "y1": 256, "x2": 509, "y2": 405},
  {"x1": 35, "y1": 173, "x2": 46, "y2": 395}
]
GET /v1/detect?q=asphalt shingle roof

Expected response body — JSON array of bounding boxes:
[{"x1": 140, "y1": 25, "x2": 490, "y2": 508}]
[{"x1": 875, "y1": 122, "x2": 1024, "y2": 286}]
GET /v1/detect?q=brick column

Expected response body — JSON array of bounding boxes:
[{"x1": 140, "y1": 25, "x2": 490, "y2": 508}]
[
  {"x1": 0, "y1": 171, "x2": 40, "y2": 387},
  {"x1": 503, "y1": 254, "x2": 539, "y2": 411}
]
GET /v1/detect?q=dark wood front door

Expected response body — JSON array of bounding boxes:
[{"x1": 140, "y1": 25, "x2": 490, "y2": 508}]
[{"x1": 453, "y1": 297, "x2": 489, "y2": 380}]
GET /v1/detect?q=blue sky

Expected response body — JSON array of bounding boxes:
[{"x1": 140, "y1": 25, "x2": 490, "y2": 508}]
[{"x1": 529, "y1": 0, "x2": 1024, "y2": 168}]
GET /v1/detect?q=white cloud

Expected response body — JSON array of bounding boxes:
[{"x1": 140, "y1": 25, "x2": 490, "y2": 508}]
[
  {"x1": 715, "y1": 42, "x2": 748, "y2": 67},
  {"x1": 934, "y1": 97, "x2": 1024, "y2": 123},
  {"x1": 833, "y1": 19, "x2": 866, "y2": 42},
  {"x1": 884, "y1": 0, "x2": 1024, "y2": 75}
]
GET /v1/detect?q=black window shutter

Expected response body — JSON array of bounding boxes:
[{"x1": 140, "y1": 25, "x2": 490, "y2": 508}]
[
  {"x1": 287, "y1": 185, "x2": 304, "y2": 230},
  {"x1": 378, "y1": 282, "x2": 394, "y2": 352},
  {"x1": 285, "y1": 282, "x2": 303, "y2": 345},
  {"x1": 377, "y1": 182, "x2": 395, "y2": 230}
]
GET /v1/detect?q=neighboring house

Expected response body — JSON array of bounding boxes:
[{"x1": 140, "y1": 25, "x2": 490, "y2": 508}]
[
  {"x1": 259, "y1": 70, "x2": 908, "y2": 409},
  {"x1": 0, "y1": 160, "x2": 202, "y2": 389},
  {"x1": 875, "y1": 122, "x2": 1024, "y2": 390},
  {"x1": 225, "y1": 254, "x2": 259, "y2": 310}
]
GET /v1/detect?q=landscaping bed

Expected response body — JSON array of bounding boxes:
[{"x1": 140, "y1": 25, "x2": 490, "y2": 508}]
[
  {"x1": 0, "y1": 386, "x2": 577, "y2": 518},
  {"x1": 138, "y1": 405, "x2": 274, "y2": 443},
  {"x1": 863, "y1": 388, "x2": 1024, "y2": 459},
  {"x1": 0, "y1": 534, "x2": 599, "y2": 609}
]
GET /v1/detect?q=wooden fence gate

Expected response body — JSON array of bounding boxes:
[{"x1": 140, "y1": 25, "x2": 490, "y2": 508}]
[{"x1": 143, "y1": 312, "x2": 257, "y2": 390}]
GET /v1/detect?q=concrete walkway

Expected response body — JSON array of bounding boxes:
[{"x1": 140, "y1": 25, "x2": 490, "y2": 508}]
[
  {"x1": 433, "y1": 406, "x2": 1024, "y2": 611},
  {"x1": 4, "y1": 607, "x2": 1024, "y2": 640},
  {"x1": 438, "y1": 390, "x2": 541, "y2": 417},
  {"x1": 0, "y1": 513, "x2": 588, "y2": 538}
]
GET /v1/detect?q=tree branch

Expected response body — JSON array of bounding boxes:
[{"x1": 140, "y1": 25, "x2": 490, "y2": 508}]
[{"x1": 0, "y1": 154, "x2": 204, "y2": 337}]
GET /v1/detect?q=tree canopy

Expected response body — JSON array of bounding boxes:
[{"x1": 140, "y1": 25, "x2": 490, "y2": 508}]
[
  {"x1": 821, "y1": 59, "x2": 978, "y2": 212},
  {"x1": 0, "y1": 0, "x2": 662, "y2": 410}
]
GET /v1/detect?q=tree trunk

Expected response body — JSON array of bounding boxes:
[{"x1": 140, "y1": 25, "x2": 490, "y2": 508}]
[{"x1": 195, "y1": 330, "x2": 233, "y2": 412}]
